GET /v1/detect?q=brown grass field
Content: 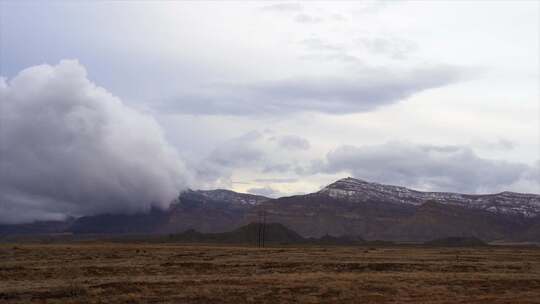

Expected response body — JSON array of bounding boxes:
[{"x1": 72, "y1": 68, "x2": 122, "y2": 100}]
[{"x1": 1, "y1": 243, "x2": 540, "y2": 303}]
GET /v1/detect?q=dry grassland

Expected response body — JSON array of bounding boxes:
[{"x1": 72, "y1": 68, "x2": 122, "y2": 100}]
[{"x1": 1, "y1": 243, "x2": 540, "y2": 303}]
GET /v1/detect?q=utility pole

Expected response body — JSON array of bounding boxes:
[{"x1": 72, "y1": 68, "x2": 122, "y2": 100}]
[
  {"x1": 257, "y1": 211, "x2": 262, "y2": 248},
  {"x1": 257, "y1": 208, "x2": 266, "y2": 248},
  {"x1": 262, "y1": 209, "x2": 266, "y2": 248}
]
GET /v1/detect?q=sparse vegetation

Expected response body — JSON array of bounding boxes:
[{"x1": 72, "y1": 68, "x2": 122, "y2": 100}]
[{"x1": 1, "y1": 243, "x2": 539, "y2": 303}]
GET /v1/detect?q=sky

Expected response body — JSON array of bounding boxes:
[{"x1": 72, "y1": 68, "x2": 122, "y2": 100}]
[{"x1": 0, "y1": 1, "x2": 539, "y2": 223}]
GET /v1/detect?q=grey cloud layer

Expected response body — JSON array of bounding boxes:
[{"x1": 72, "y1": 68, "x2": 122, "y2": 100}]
[
  {"x1": 254, "y1": 178, "x2": 299, "y2": 183},
  {"x1": 194, "y1": 131, "x2": 309, "y2": 188},
  {"x1": 302, "y1": 36, "x2": 417, "y2": 60},
  {"x1": 165, "y1": 65, "x2": 465, "y2": 116},
  {"x1": 246, "y1": 186, "x2": 283, "y2": 198},
  {"x1": 271, "y1": 135, "x2": 310, "y2": 150},
  {"x1": 0, "y1": 61, "x2": 190, "y2": 224},
  {"x1": 314, "y1": 142, "x2": 539, "y2": 194},
  {"x1": 194, "y1": 131, "x2": 265, "y2": 187},
  {"x1": 196, "y1": 135, "x2": 538, "y2": 195}
]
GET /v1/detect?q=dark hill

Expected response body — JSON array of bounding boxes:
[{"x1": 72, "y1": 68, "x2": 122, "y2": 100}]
[
  {"x1": 251, "y1": 192, "x2": 416, "y2": 239},
  {"x1": 516, "y1": 218, "x2": 540, "y2": 241},
  {"x1": 313, "y1": 234, "x2": 366, "y2": 246},
  {"x1": 424, "y1": 236, "x2": 487, "y2": 247},
  {"x1": 70, "y1": 208, "x2": 168, "y2": 234},
  {"x1": 381, "y1": 201, "x2": 527, "y2": 242},
  {"x1": 169, "y1": 222, "x2": 305, "y2": 245},
  {"x1": 0, "y1": 219, "x2": 74, "y2": 236},
  {"x1": 69, "y1": 190, "x2": 266, "y2": 235}
]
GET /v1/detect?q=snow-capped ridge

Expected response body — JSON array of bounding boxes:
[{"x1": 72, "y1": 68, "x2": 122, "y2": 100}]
[
  {"x1": 319, "y1": 177, "x2": 540, "y2": 217},
  {"x1": 180, "y1": 188, "x2": 269, "y2": 206}
]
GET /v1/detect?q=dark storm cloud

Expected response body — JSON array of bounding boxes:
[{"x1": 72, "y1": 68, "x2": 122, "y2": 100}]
[
  {"x1": 0, "y1": 61, "x2": 190, "y2": 224},
  {"x1": 165, "y1": 65, "x2": 466, "y2": 116},
  {"x1": 313, "y1": 142, "x2": 539, "y2": 194}
]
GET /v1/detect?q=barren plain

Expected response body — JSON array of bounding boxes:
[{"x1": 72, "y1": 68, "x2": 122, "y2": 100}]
[{"x1": 1, "y1": 243, "x2": 540, "y2": 303}]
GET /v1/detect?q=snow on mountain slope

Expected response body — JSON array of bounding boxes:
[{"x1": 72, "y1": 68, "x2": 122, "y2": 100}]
[{"x1": 319, "y1": 177, "x2": 540, "y2": 217}]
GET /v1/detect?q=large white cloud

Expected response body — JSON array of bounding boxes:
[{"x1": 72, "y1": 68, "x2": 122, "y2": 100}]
[{"x1": 0, "y1": 60, "x2": 190, "y2": 223}]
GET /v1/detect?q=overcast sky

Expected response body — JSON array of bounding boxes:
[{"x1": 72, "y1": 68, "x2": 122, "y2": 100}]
[{"x1": 1, "y1": 1, "x2": 539, "y2": 223}]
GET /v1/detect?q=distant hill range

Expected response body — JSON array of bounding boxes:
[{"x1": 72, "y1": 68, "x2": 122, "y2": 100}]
[
  {"x1": 168, "y1": 222, "x2": 366, "y2": 246},
  {"x1": 2, "y1": 177, "x2": 539, "y2": 243},
  {"x1": 424, "y1": 236, "x2": 487, "y2": 247}
]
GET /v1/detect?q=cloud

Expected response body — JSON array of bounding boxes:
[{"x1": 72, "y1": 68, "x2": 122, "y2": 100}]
[
  {"x1": 505, "y1": 161, "x2": 540, "y2": 194},
  {"x1": 0, "y1": 60, "x2": 190, "y2": 224},
  {"x1": 330, "y1": 13, "x2": 347, "y2": 22},
  {"x1": 357, "y1": 36, "x2": 418, "y2": 60},
  {"x1": 195, "y1": 131, "x2": 265, "y2": 187},
  {"x1": 299, "y1": 53, "x2": 362, "y2": 64},
  {"x1": 294, "y1": 13, "x2": 323, "y2": 24},
  {"x1": 247, "y1": 186, "x2": 282, "y2": 198},
  {"x1": 313, "y1": 142, "x2": 539, "y2": 194},
  {"x1": 473, "y1": 138, "x2": 517, "y2": 151},
  {"x1": 194, "y1": 131, "x2": 310, "y2": 187},
  {"x1": 204, "y1": 131, "x2": 263, "y2": 167},
  {"x1": 164, "y1": 65, "x2": 466, "y2": 116},
  {"x1": 301, "y1": 38, "x2": 344, "y2": 51},
  {"x1": 271, "y1": 135, "x2": 310, "y2": 150},
  {"x1": 254, "y1": 178, "x2": 298, "y2": 183},
  {"x1": 260, "y1": 3, "x2": 303, "y2": 12},
  {"x1": 355, "y1": 1, "x2": 393, "y2": 15},
  {"x1": 261, "y1": 163, "x2": 293, "y2": 173},
  {"x1": 259, "y1": 3, "x2": 322, "y2": 24}
]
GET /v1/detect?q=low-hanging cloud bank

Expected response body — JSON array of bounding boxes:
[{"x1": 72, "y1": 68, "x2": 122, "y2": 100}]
[{"x1": 0, "y1": 60, "x2": 190, "y2": 224}]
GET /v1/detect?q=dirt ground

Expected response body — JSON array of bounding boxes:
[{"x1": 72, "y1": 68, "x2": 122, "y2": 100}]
[{"x1": 1, "y1": 243, "x2": 539, "y2": 303}]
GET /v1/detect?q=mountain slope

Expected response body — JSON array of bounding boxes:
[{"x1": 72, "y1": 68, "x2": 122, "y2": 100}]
[
  {"x1": 0, "y1": 219, "x2": 75, "y2": 236},
  {"x1": 381, "y1": 201, "x2": 527, "y2": 241},
  {"x1": 320, "y1": 177, "x2": 540, "y2": 217},
  {"x1": 68, "y1": 189, "x2": 268, "y2": 234},
  {"x1": 249, "y1": 177, "x2": 539, "y2": 240},
  {"x1": 253, "y1": 192, "x2": 416, "y2": 238},
  {"x1": 1, "y1": 177, "x2": 539, "y2": 242},
  {"x1": 168, "y1": 222, "x2": 365, "y2": 245},
  {"x1": 168, "y1": 222, "x2": 304, "y2": 245}
]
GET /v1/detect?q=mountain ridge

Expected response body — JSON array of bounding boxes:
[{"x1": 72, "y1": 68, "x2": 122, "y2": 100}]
[
  {"x1": 319, "y1": 177, "x2": 540, "y2": 217},
  {"x1": 1, "y1": 177, "x2": 539, "y2": 242}
]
